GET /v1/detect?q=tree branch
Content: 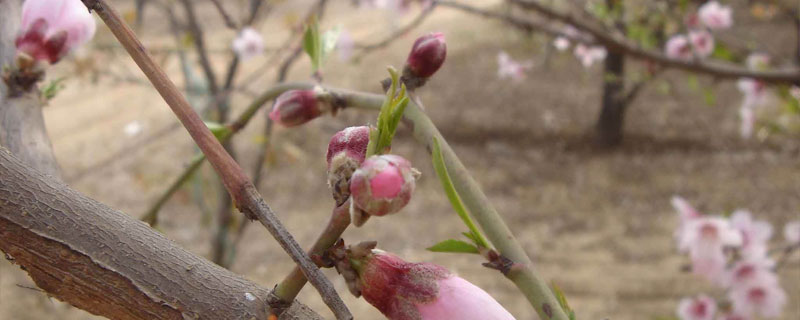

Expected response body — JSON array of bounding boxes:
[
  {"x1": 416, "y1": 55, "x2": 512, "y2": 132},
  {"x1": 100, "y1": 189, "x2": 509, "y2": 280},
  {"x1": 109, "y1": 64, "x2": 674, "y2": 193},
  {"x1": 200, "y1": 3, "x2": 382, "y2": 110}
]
[
  {"x1": 504, "y1": 0, "x2": 800, "y2": 83},
  {"x1": 0, "y1": 148, "x2": 322, "y2": 320},
  {"x1": 81, "y1": 1, "x2": 351, "y2": 318}
]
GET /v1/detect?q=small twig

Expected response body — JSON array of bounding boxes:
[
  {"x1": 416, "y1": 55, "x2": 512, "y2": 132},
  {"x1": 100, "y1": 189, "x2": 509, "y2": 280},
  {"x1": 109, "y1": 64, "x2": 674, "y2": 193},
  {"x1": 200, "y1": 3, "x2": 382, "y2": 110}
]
[
  {"x1": 773, "y1": 243, "x2": 799, "y2": 271},
  {"x1": 209, "y1": 0, "x2": 238, "y2": 29},
  {"x1": 82, "y1": 2, "x2": 351, "y2": 318},
  {"x1": 352, "y1": 2, "x2": 438, "y2": 60}
]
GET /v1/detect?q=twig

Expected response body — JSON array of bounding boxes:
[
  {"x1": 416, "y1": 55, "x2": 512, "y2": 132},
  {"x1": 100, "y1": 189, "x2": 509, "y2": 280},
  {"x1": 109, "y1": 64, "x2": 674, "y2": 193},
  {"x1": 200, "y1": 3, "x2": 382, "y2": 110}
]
[
  {"x1": 352, "y1": 2, "x2": 438, "y2": 60},
  {"x1": 209, "y1": 0, "x2": 238, "y2": 29},
  {"x1": 179, "y1": 0, "x2": 220, "y2": 101},
  {"x1": 504, "y1": 0, "x2": 800, "y2": 83},
  {"x1": 80, "y1": 2, "x2": 351, "y2": 318}
]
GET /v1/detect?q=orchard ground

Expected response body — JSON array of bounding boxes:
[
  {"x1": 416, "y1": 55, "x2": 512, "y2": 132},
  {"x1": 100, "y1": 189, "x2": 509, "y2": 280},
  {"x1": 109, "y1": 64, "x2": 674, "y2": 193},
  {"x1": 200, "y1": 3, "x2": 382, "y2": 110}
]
[{"x1": 1, "y1": 1, "x2": 798, "y2": 319}]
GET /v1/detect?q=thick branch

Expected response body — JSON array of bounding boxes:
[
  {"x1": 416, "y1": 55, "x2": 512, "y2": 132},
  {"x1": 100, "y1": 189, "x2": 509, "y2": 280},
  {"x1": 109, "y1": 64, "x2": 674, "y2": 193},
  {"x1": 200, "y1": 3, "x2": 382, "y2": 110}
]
[
  {"x1": 81, "y1": 1, "x2": 351, "y2": 318},
  {"x1": 0, "y1": 148, "x2": 321, "y2": 320}
]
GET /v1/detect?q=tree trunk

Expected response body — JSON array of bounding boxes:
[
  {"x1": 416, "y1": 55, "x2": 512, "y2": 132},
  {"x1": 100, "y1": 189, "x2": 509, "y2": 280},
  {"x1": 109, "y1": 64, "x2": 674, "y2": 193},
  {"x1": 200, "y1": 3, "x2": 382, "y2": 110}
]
[
  {"x1": 595, "y1": 50, "x2": 627, "y2": 147},
  {"x1": 0, "y1": 148, "x2": 323, "y2": 320}
]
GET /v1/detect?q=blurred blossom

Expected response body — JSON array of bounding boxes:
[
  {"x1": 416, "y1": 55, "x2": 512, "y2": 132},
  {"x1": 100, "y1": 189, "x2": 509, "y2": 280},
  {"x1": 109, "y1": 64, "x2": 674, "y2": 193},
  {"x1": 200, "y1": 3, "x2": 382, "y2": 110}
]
[
  {"x1": 730, "y1": 210, "x2": 773, "y2": 259},
  {"x1": 672, "y1": 195, "x2": 702, "y2": 245},
  {"x1": 722, "y1": 256, "x2": 777, "y2": 289},
  {"x1": 698, "y1": 1, "x2": 733, "y2": 30},
  {"x1": 336, "y1": 29, "x2": 354, "y2": 61},
  {"x1": 736, "y1": 78, "x2": 767, "y2": 138},
  {"x1": 789, "y1": 86, "x2": 800, "y2": 102},
  {"x1": 16, "y1": 0, "x2": 97, "y2": 64},
  {"x1": 665, "y1": 35, "x2": 692, "y2": 61},
  {"x1": 784, "y1": 220, "x2": 800, "y2": 244},
  {"x1": 232, "y1": 27, "x2": 264, "y2": 61},
  {"x1": 679, "y1": 216, "x2": 742, "y2": 283},
  {"x1": 745, "y1": 53, "x2": 770, "y2": 70},
  {"x1": 738, "y1": 106, "x2": 755, "y2": 139},
  {"x1": 573, "y1": 44, "x2": 606, "y2": 68},
  {"x1": 123, "y1": 121, "x2": 142, "y2": 137},
  {"x1": 497, "y1": 51, "x2": 532, "y2": 81},
  {"x1": 677, "y1": 295, "x2": 717, "y2": 320},
  {"x1": 689, "y1": 30, "x2": 714, "y2": 58},
  {"x1": 553, "y1": 37, "x2": 570, "y2": 51},
  {"x1": 715, "y1": 313, "x2": 749, "y2": 320},
  {"x1": 728, "y1": 280, "x2": 787, "y2": 318}
]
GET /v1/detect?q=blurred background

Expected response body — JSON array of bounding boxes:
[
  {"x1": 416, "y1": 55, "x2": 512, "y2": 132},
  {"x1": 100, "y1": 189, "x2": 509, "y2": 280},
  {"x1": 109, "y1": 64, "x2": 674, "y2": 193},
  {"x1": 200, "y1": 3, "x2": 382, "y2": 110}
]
[{"x1": 0, "y1": 0, "x2": 798, "y2": 319}]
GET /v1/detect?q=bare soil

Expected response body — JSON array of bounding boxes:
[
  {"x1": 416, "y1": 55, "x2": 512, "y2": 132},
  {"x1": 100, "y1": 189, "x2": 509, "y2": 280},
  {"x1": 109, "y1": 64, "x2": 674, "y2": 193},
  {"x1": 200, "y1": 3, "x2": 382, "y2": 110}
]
[{"x1": 1, "y1": 1, "x2": 798, "y2": 319}]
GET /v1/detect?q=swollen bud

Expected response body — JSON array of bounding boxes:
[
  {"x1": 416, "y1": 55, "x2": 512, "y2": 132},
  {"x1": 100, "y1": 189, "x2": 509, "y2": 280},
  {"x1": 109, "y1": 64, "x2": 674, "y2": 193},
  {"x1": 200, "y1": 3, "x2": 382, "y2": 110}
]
[
  {"x1": 352, "y1": 250, "x2": 516, "y2": 320},
  {"x1": 405, "y1": 32, "x2": 447, "y2": 79},
  {"x1": 269, "y1": 89, "x2": 325, "y2": 127},
  {"x1": 349, "y1": 155, "x2": 419, "y2": 225},
  {"x1": 16, "y1": 0, "x2": 96, "y2": 64},
  {"x1": 326, "y1": 126, "x2": 371, "y2": 205}
]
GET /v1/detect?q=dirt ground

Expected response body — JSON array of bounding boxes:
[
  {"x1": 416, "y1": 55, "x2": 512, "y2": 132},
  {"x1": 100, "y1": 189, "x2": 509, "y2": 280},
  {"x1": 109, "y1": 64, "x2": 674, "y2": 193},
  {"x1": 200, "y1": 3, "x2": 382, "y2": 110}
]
[{"x1": 1, "y1": 1, "x2": 798, "y2": 319}]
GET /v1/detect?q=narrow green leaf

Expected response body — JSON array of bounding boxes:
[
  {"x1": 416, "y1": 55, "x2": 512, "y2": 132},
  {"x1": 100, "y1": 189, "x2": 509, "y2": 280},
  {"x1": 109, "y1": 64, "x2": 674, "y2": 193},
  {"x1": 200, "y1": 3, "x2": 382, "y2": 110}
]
[
  {"x1": 431, "y1": 138, "x2": 490, "y2": 249},
  {"x1": 551, "y1": 282, "x2": 575, "y2": 319},
  {"x1": 427, "y1": 239, "x2": 479, "y2": 254},
  {"x1": 302, "y1": 17, "x2": 321, "y2": 72},
  {"x1": 41, "y1": 77, "x2": 66, "y2": 101},
  {"x1": 462, "y1": 231, "x2": 480, "y2": 244}
]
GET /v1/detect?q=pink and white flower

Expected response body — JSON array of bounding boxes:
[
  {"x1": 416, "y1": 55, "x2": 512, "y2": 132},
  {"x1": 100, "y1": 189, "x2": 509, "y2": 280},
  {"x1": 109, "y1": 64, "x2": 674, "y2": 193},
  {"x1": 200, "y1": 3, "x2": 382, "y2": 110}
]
[
  {"x1": 350, "y1": 155, "x2": 418, "y2": 218},
  {"x1": 689, "y1": 30, "x2": 714, "y2": 58},
  {"x1": 16, "y1": 0, "x2": 96, "y2": 64},
  {"x1": 722, "y1": 256, "x2": 777, "y2": 289},
  {"x1": 746, "y1": 53, "x2": 770, "y2": 70},
  {"x1": 232, "y1": 27, "x2": 264, "y2": 61},
  {"x1": 672, "y1": 195, "x2": 702, "y2": 245},
  {"x1": 497, "y1": 51, "x2": 532, "y2": 81},
  {"x1": 679, "y1": 216, "x2": 742, "y2": 282},
  {"x1": 553, "y1": 37, "x2": 570, "y2": 51},
  {"x1": 677, "y1": 295, "x2": 717, "y2": 320},
  {"x1": 665, "y1": 35, "x2": 692, "y2": 61},
  {"x1": 784, "y1": 220, "x2": 800, "y2": 244},
  {"x1": 355, "y1": 250, "x2": 516, "y2": 320},
  {"x1": 729, "y1": 210, "x2": 773, "y2": 259},
  {"x1": 698, "y1": 1, "x2": 733, "y2": 30},
  {"x1": 573, "y1": 44, "x2": 606, "y2": 68},
  {"x1": 728, "y1": 280, "x2": 787, "y2": 318}
]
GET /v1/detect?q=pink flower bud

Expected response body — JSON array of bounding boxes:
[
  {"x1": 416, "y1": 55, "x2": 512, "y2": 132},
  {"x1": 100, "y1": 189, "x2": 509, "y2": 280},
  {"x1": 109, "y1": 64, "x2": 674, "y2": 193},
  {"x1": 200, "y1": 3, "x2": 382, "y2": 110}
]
[
  {"x1": 698, "y1": 1, "x2": 733, "y2": 30},
  {"x1": 326, "y1": 126, "x2": 371, "y2": 205},
  {"x1": 354, "y1": 250, "x2": 516, "y2": 320},
  {"x1": 350, "y1": 155, "x2": 418, "y2": 217},
  {"x1": 665, "y1": 35, "x2": 692, "y2": 61},
  {"x1": 677, "y1": 295, "x2": 716, "y2": 320},
  {"x1": 269, "y1": 90, "x2": 323, "y2": 127},
  {"x1": 406, "y1": 32, "x2": 447, "y2": 78},
  {"x1": 16, "y1": 0, "x2": 96, "y2": 64},
  {"x1": 688, "y1": 30, "x2": 714, "y2": 58}
]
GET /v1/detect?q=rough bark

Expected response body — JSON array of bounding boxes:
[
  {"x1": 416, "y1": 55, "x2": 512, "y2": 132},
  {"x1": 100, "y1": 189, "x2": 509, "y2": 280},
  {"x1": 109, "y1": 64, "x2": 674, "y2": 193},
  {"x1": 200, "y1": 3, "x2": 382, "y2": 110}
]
[
  {"x1": 0, "y1": 148, "x2": 322, "y2": 320},
  {"x1": 0, "y1": 0, "x2": 61, "y2": 177}
]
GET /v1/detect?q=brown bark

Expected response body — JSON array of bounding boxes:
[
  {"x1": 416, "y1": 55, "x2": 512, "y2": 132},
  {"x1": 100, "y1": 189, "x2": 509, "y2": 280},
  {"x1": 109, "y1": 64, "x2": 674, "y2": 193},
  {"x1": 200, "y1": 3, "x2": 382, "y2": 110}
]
[{"x1": 0, "y1": 148, "x2": 322, "y2": 320}]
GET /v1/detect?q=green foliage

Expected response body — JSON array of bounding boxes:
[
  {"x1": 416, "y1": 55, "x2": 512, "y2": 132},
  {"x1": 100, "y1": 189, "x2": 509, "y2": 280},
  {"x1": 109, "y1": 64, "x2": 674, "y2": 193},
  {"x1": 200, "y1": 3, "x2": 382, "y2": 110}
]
[
  {"x1": 431, "y1": 137, "x2": 491, "y2": 249},
  {"x1": 365, "y1": 67, "x2": 409, "y2": 156},
  {"x1": 41, "y1": 77, "x2": 66, "y2": 101},
  {"x1": 702, "y1": 88, "x2": 716, "y2": 106},
  {"x1": 551, "y1": 282, "x2": 577, "y2": 320},
  {"x1": 426, "y1": 239, "x2": 480, "y2": 254},
  {"x1": 303, "y1": 17, "x2": 341, "y2": 73},
  {"x1": 204, "y1": 122, "x2": 231, "y2": 141},
  {"x1": 711, "y1": 43, "x2": 735, "y2": 62}
]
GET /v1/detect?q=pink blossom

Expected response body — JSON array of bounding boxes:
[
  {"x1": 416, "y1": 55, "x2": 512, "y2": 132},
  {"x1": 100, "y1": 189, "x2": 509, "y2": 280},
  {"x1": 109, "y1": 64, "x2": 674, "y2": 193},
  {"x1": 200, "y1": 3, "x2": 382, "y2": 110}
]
[
  {"x1": 350, "y1": 155, "x2": 418, "y2": 217},
  {"x1": 16, "y1": 0, "x2": 96, "y2": 63},
  {"x1": 737, "y1": 78, "x2": 767, "y2": 107},
  {"x1": 497, "y1": 51, "x2": 532, "y2": 81},
  {"x1": 553, "y1": 37, "x2": 570, "y2": 51},
  {"x1": 745, "y1": 53, "x2": 770, "y2": 70},
  {"x1": 689, "y1": 30, "x2": 714, "y2": 58},
  {"x1": 269, "y1": 90, "x2": 323, "y2": 127},
  {"x1": 677, "y1": 295, "x2": 717, "y2": 320},
  {"x1": 784, "y1": 220, "x2": 800, "y2": 244},
  {"x1": 722, "y1": 256, "x2": 777, "y2": 289},
  {"x1": 728, "y1": 281, "x2": 787, "y2": 318},
  {"x1": 789, "y1": 86, "x2": 800, "y2": 102},
  {"x1": 326, "y1": 126, "x2": 370, "y2": 204},
  {"x1": 665, "y1": 35, "x2": 692, "y2": 61},
  {"x1": 679, "y1": 216, "x2": 742, "y2": 283},
  {"x1": 356, "y1": 250, "x2": 516, "y2": 320},
  {"x1": 336, "y1": 29, "x2": 354, "y2": 61},
  {"x1": 232, "y1": 27, "x2": 264, "y2": 61},
  {"x1": 573, "y1": 44, "x2": 606, "y2": 67},
  {"x1": 729, "y1": 210, "x2": 773, "y2": 258},
  {"x1": 698, "y1": 1, "x2": 733, "y2": 30},
  {"x1": 672, "y1": 195, "x2": 702, "y2": 245},
  {"x1": 738, "y1": 105, "x2": 755, "y2": 139}
]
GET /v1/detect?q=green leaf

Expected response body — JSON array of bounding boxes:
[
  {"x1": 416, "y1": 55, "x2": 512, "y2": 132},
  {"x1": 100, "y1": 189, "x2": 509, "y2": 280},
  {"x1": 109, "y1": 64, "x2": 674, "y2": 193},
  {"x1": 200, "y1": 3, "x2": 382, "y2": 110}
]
[
  {"x1": 303, "y1": 16, "x2": 322, "y2": 72},
  {"x1": 551, "y1": 282, "x2": 576, "y2": 320},
  {"x1": 711, "y1": 43, "x2": 735, "y2": 62},
  {"x1": 462, "y1": 231, "x2": 480, "y2": 243},
  {"x1": 366, "y1": 67, "x2": 409, "y2": 156},
  {"x1": 431, "y1": 138, "x2": 490, "y2": 249},
  {"x1": 41, "y1": 77, "x2": 66, "y2": 101},
  {"x1": 427, "y1": 239, "x2": 480, "y2": 254},
  {"x1": 204, "y1": 122, "x2": 231, "y2": 141}
]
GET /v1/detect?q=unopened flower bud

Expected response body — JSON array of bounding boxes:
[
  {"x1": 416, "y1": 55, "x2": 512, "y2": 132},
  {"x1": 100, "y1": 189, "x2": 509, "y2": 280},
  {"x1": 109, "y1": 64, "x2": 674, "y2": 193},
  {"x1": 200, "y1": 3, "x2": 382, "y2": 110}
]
[
  {"x1": 269, "y1": 89, "x2": 325, "y2": 127},
  {"x1": 352, "y1": 250, "x2": 516, "y2": 320},
  {"x1": 350, "y1": 155, "x2": 418, "y2": 220},
  {"x1": 16, "y1": 0, "x2": 96, "y2": 64},
  {"x1": 326, "y1": 126, "x2": 370, "y2": 205},
  {"x1": 406, "y1": 32, "x2": 446, "y2": 79}
]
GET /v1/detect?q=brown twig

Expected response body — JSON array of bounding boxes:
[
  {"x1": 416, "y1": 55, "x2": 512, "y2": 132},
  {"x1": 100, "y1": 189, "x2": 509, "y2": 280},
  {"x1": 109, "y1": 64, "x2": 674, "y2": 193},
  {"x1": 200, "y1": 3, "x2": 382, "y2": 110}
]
[
  {"x1": 209, "y1": 0, "x2": 238, "y2": 29},
  {"x1": 81, "y1": 1, "x2": 351, "y2": 318},
  {"x1": 352, "y1": 2, "x2": 438, "y2": 59}
]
